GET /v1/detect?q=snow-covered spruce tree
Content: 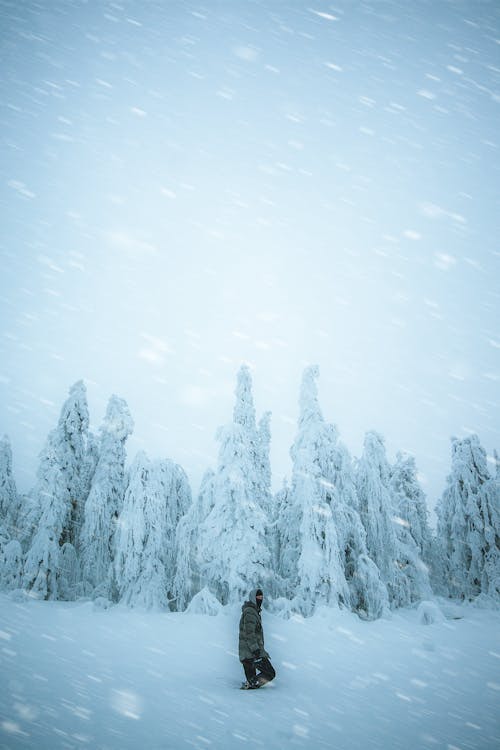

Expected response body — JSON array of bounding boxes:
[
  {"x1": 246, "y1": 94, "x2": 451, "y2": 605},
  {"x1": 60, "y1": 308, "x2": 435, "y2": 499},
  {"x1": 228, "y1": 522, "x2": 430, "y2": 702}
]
[
  {"x1": 0, "y1": 539, "x2": 23, "y2": 591},
  {"x1": 276, "y1": 471, "x2": 300, "y2": 600},
  {"x1": 172, "y1": 468, "x2": 215, "y2": 611},
  {"x1": 390, "y1": 452, "x2": 432, "y2": 564},
  {"x1": 57, "y1": 542, "x2": 81, "y2": 601},
  {"x1": 388, "y1": 452, "x2": 432, "y2": 600},
  {"x1": 197, "y1": 367, "x2": 271, "y2": 605},
  {"x1": 0, "y1": 435, "x2": 20, "y2": 544},
  {"x1": 356, "y1": 431, "x2": 428, "y2": 608},
  {"x1": 0, "y1": 438, "x2": 23, "y2": 592},
  {"x1": 23, "y1": 381, "x2": 94, "y2": 600},
  {"x1": 327, "y1": 434, "x2": 388, "y2": 620},
  {"x1": 157, "y1": 458, "x2": 192, "y2": 603},
  {"x1": 233, "y1": 365, "x2": 271, "y2": 508},
  {"x1": 257, "y1": 411, "x2": 281, "y2": 596},
  {"x1": 114, "y1": 452, "x2": 191, "y2": 609},
  {"x1": 257, "y1": 411, "x2": 272, "y2": 514},
  {"x1": 274, "y1": 477, "x2": 290, "y2": 555},
  {"x1": 436, "y1": 435, "x2": 500, "y2": 600},
  {"x1": 281, "y1": 366, "x2": 350, "y2": 616},
  {"x1": 271, "y1": 478, "x2": 291, "y2": 600},
  {"x1": 80, "y1": 396, "x2": 134, "y2": 599},
  {"x1": 493, "y1": 449, "x2": 500, "y2": 481}
]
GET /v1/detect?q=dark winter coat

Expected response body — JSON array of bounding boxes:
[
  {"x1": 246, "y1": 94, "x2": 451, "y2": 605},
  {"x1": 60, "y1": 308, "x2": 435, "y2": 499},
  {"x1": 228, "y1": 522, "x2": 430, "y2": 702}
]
[{"x1": 238, "y1": 588, "x2": 270, "y2": 662}]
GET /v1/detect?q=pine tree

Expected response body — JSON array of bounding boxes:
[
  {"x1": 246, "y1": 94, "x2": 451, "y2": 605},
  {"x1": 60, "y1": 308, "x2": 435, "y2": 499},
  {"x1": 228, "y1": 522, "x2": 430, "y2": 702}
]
[
  {"x1": 114, "y1": 453, "x2": 191, "y2": 609},
  {"x1": 276, "y1": 367, "x2": 387, "y2": 618},
  {"x1": 0, "y1": 540, "x2": 23, "y2": 591},
  {"x1": 80, "y1": 395, "x2": 134, "y2": 599},
  {"x1": 57, "y1": 542, "x2": 82, "y2": 600},
  {"x1": 157, "y1": 458, "x2": 192, "y2": 602},
  {"x1": 390, "y1": 454, "x2": 434, "y2": 604},
  {"x1": 282, "y1": 366, "x2": 350, "y2": 616},
  {"x1": 257, "y1": 411, "x2": 272, "y2": 512},
  {"x1": 328, "y1": 437, "x2": 389, "y2": 619},
  {"x1": 233, "y1": 366, "x2": 272, "y2": 512},
  {"x1": 233, "y1": 365, "x2": 257, "y2": 433},
  {"x1": 197, "y1": 367, "x2": 271, "y2": 605},
  {"x1": 0, "y1": 438, "x2": 21, "y2": 594},
  {"x1": 172, "y1": 468, "x2": 215, "y2": 611},
  {"x1": 56, "y1": 380, "x2": 95, "y2": 548},
  {"x1": 0, "y1": 435, "x2": 20, "y2": 543},
  {"x1": 356, "y1": 431, "x2": 427, "y2": 608},
  {"x1": 390, "y1": 452, "x2": 432, "y2": 565},
  {"x1": 493, "y1": 449, "x2": 500, "y2": 481},
  {"x1": 257, "y1": 411, "x2": 279, "y2": 595},
  {"x1": 436, "y1": 435, "x2": 500, "y2": 600},
  {"x1": 276, "y1": 474, "x2": 300, "y2": 599},
  {"x1": 22, "y1": 381, "x2": 93, "y2": 599},
  {"x1": 268, "y1": 478, "x2": 291, "y2": 600}
]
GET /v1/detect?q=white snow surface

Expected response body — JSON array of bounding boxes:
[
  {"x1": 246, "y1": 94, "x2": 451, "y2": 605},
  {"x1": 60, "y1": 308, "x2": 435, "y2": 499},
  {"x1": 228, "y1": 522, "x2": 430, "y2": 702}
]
[{"x1": 1, "y1": 595, "x2": 499, "y2": 750}]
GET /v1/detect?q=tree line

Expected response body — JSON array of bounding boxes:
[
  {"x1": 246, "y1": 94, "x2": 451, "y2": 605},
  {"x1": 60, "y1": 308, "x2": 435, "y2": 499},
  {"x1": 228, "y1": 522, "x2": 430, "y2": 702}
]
[{"x1": 0, "y1": 366, "x2": 498, "y2": 617}]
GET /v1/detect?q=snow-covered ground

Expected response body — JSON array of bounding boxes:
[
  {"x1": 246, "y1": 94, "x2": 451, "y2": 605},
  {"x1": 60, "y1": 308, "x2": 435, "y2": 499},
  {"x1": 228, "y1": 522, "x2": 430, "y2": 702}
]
[{"x1": 0, "y1": 595, "x2": 499, "y2": 750}]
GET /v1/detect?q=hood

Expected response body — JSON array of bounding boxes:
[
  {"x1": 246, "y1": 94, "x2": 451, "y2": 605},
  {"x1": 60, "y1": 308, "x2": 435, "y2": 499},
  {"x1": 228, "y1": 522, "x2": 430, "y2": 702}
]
[{"x1": 242, "y1": 588, "x2": 261, "y2": 612}]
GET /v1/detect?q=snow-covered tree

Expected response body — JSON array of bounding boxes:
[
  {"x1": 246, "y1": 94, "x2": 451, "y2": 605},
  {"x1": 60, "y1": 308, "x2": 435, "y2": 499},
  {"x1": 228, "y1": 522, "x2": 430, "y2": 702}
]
[
  {"x1": 197, "y1": 367, "x2": 271, "y2": 605},
  {"x1": 270, "y1": 478, "x2": 290, "y2": 600},
  {"x1": 257, "y1": 410, "x2": 279, "y2": 592},
  {"x1": 280, "y1": 366, "x2": 350, "y2": 616},
  {"x1": 56, "y1": 380, "x2": 95, "y2": 548},
  {"x1": 114, "y1": 452, "x2": 191, "y2": 609},
  {"x1": 0, "y1": 435, "x2": 20, "y2": 545},
  {"x1": 276, "y1": 473, "x2": 300, "y2": 598},
  {"x1": 57, "y1": 543, "x2": 81, "y2": 601},
  {"x1": 436, "y1": 435, "x2": 500, "y2": 600},
  {"x1": 275, "y1": 367, "x2": 387, "y2": 618},
  {"x1": 22, "y1": 381, "x2": 93, "y2": 599},
  {"x1": 0, "y1": 540, "x2": 23, "y2": 591},
  {"x1": 80, "y1": 396, "x2": 134, "y2": 599},
  {"x1": 172, "y1": 468, "x2": 214, "y2": 610},
  {"x1": 257, "y1": 411, "x2": 272, "y2": 510},
  {"x1": 233, "y1": 365, "x2": 257, "y2": 433},
  {"x1": 327, "y1": 437, "x2": 389, "y2": 619},
  {"x1": 356, "y1": 431, "x2": 428, "y2": 608},
  {"x1": 389, "y1": 453, "x2": 433, "y2": 601},
  {"x1": 348, "y1": 553, "x2": 388, "y2": 620},
  {"x1": 493, "y1": 449, "x2": 500, "y2": 481},
  {"x1": 157, "y1": 458, "x2": 192, "y2": 597},
  {"x1": 390, "y1": 452, "x2": 432, "y2": 563},
  {"x1": 233, "y1": 366, "x2": 272, "y2": 512}
]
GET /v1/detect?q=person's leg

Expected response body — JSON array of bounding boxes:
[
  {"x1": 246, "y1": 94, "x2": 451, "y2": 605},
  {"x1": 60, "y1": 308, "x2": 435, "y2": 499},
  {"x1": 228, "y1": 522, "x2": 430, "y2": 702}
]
[
  {"x1": 255, "y1": 657, "x2": 276, "y2": 685},
  {"x1": 242, "y1": 658, "x2": 257, "y2": 683}
]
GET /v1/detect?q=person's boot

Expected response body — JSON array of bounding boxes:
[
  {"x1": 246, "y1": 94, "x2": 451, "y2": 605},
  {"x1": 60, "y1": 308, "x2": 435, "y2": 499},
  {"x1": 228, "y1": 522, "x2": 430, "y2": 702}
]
[{"x1": 241, "y1": 678, "x2": 260, "y2": 689}]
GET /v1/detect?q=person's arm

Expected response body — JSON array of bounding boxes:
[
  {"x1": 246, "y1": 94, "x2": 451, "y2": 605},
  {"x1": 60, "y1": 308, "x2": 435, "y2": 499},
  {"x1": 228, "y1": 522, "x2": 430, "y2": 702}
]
[{"x1": 243, "y1": 610, "x2": 260, "y2": 656}]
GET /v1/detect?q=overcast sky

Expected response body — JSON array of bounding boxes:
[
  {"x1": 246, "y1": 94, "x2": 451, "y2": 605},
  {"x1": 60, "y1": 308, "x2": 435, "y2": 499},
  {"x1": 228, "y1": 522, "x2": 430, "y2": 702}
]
[{"x1": 1, "y1": 0, "x2": 499, "y2": 519}]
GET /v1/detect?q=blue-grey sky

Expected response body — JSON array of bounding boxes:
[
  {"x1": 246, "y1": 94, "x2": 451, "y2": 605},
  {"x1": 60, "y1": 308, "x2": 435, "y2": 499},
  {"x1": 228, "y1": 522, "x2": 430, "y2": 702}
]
[{"x1": 1, "y1": 0, "x2": 499, "y2": 518}]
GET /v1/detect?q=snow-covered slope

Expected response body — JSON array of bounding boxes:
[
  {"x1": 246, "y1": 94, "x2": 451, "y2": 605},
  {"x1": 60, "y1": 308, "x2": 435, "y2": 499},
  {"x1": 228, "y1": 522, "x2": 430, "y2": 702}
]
[{"x1": 0, "y1": 595, "x2": 499, "y2": 750}]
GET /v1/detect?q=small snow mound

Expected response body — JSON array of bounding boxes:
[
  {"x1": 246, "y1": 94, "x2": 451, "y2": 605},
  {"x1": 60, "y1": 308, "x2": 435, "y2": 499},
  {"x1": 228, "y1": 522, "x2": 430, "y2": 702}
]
[
  {"x1": 471, "y1": 593, "x2": 500, "y2": 611},
  {"x1": 8, "y1": 588, "x2": 31, "y2": 603},
  {"x1": 93, "y1": 596, "x2": 113, "y2": 611},
  {"x1": 185, "y1": 587, "x2": 222, "y2": 616},
  {"x1": 417, "y1": 600, "x2": 445, "y2": 625}
]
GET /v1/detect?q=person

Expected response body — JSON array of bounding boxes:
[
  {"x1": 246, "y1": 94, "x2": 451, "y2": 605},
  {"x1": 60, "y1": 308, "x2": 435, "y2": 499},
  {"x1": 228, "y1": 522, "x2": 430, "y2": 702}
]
[{"x1": 239, "y1": 588, "x2": 276, "y2": 689}]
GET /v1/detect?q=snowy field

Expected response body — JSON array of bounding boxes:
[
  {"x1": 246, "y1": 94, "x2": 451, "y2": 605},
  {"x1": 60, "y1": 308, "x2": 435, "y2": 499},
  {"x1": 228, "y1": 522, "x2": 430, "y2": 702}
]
[{"x1": 0, "y1": 595, "x2": 499, "y2": 750}]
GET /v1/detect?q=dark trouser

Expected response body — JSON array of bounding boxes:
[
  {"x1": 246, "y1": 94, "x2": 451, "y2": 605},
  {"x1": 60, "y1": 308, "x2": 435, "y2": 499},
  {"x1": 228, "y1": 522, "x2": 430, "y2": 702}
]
[{"x1": 242, "y1": 657, "x2": 276, "y2": 685}]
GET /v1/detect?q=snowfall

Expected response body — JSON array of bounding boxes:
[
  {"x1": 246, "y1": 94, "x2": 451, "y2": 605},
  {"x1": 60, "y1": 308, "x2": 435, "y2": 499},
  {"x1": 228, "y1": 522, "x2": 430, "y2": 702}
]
[{"x1": 0, "y1": 595, "x2": 499, "y2": 750}]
